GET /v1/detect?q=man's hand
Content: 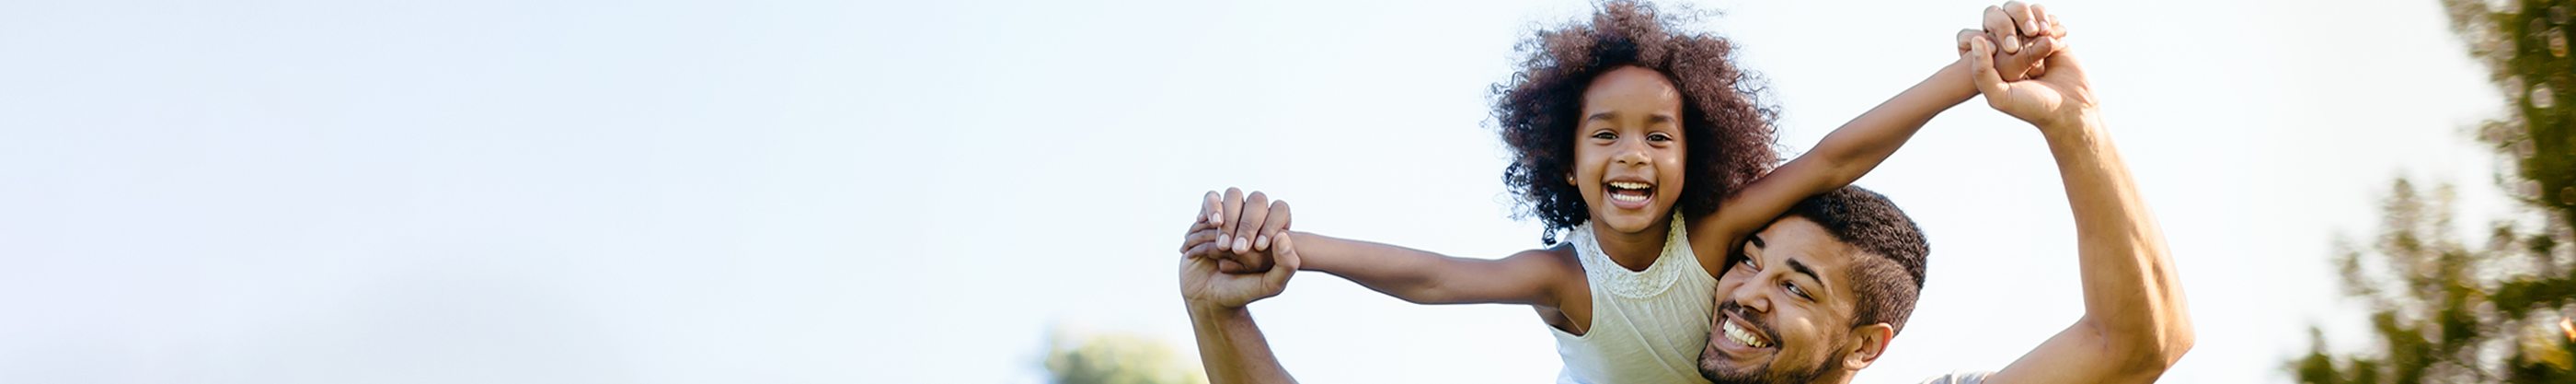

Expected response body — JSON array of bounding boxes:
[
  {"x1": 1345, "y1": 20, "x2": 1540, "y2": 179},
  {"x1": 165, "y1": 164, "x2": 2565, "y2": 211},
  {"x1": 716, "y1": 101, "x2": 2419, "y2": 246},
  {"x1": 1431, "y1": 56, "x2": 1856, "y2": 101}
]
[
  {"x1": 1180, "y1": 225, "x2": 1301, "y2": 310},
  {"x1": 1183, "y1": 188, "x2": 1294, "y2": 273},
  {"x1": 1964, "y1": 6, "x2": 2094, "y2": 132},
  {"x1": 1957, "y1": 1, "x2": 2065, "y2": 82}
]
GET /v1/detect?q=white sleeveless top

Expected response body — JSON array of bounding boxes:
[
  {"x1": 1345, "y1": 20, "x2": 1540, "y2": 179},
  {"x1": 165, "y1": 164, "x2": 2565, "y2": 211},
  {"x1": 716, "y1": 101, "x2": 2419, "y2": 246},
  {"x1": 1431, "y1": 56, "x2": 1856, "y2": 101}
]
[{"x1": 1551, "y1": 215, "x2": 1719, "y2": 384}]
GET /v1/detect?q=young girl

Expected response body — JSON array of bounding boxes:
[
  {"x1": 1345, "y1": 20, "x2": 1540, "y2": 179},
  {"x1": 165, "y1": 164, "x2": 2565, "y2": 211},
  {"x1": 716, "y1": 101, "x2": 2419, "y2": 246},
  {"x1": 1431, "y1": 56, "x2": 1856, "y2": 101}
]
[{"x1": 1182, "y1": 2, "x2": 2062, "y2": 383}]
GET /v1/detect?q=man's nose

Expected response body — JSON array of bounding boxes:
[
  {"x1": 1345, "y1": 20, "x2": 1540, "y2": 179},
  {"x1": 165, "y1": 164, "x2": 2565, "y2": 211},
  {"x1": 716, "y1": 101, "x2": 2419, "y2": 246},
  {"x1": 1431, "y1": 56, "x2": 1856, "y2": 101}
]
[{"x1": 1729, "y1": 282, "x2": 1772, "y2": 313}]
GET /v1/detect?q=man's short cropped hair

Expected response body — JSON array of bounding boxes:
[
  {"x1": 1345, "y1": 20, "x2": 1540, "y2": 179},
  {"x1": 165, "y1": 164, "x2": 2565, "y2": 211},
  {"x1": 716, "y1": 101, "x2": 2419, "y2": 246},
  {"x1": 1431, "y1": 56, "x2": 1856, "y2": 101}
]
[{"x1": 1782, "y1": 185, "x2": 1929, "y2": 332}]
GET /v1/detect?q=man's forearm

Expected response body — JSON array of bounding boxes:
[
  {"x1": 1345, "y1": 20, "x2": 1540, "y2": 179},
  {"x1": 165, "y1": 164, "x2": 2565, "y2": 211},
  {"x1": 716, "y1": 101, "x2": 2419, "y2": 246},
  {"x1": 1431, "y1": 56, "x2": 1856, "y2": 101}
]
[
  {"x1": 2041, "y1": 115, "x2": 2194, "y2": 366},
  {"x1": 1188, "y1": 302, "x2": 1297, "y2": 384}
]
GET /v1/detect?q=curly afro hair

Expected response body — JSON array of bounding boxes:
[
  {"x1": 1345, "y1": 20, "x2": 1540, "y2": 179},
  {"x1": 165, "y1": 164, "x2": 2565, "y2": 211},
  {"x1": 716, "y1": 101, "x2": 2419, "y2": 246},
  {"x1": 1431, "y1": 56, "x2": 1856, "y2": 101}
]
[{"x1": 1496, "y1": 0, "x2": 1780, "y2": 244}]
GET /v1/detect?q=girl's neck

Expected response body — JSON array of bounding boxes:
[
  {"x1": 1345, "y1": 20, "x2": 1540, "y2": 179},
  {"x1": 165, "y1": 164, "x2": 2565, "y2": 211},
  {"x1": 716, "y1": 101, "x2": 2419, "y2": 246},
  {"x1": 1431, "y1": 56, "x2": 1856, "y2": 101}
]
[{"x1": 1590, "y1": 218, "x2": 1670, "y2": 273}]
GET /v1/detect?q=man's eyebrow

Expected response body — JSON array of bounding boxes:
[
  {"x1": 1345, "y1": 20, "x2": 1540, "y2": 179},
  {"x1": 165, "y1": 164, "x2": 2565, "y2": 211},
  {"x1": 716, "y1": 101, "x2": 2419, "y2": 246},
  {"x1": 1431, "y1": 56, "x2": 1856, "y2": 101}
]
[{"x1": 1786, "y1": 258, "x2": 1822, "y2": 285}]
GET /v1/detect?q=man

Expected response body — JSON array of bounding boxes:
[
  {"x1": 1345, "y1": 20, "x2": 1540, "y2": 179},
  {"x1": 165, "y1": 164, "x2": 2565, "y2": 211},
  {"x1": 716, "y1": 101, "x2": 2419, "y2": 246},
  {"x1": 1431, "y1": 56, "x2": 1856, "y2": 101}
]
[{"x1": 1177, "y1": 3, "x2": 2191, "y2": 383}]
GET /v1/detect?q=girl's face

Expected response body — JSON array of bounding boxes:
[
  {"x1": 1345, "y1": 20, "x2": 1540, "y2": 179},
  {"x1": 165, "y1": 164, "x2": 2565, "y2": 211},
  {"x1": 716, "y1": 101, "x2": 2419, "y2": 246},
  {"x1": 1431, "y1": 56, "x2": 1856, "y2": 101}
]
[{"x1": 1570, "y1": 66, "x2": 1688, "y2": 235}]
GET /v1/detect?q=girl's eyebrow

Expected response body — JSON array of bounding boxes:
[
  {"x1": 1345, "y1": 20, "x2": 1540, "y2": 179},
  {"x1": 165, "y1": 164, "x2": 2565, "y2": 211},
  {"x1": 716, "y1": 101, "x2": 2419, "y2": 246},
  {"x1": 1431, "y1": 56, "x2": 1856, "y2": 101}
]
[{"x1": 1585, "y1": 111, "x2": 1616, "y2": 122}]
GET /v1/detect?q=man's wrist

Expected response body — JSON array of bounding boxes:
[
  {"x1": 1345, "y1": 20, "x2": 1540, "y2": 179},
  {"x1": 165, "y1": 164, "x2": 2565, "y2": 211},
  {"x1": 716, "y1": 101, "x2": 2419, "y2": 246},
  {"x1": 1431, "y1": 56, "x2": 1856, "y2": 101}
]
[
  {"x1": 1188, "y1": 299, "x2": 1250, "y2": 320},
  {"x1": 2038, "y1": 109, "x2": 2106, "y2": 142}
]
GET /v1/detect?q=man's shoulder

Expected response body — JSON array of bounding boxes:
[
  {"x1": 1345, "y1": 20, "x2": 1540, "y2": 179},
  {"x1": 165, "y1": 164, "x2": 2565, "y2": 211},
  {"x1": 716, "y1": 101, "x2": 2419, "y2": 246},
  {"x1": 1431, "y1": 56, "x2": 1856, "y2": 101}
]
[{"x1": 1916, "y1": 371, "x2": 1994, "y2": 384}]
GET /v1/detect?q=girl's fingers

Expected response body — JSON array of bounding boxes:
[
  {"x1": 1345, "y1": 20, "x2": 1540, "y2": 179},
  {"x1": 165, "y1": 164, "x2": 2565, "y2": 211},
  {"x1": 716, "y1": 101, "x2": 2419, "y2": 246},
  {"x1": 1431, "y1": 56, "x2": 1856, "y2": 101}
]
[
  {"x1": 1219, "y1": 188, "x2": 1245, "y2": 247},
  {"x1": 1201, "y1": 191, "x2": 1223, "y2": 225},
  {"x1": 1957, "y1": 29, "x2": 1984, "y2": 54},
  {"x1": 1256, "y1": 200, "x2": 1294, "y2": 251},
  {"x1": 2030, "y1": 4, "x2": 2063, "y2": 38},
  {"x1": 1235, "y1": 192, "x2": 1270, "y2": 253},
  {"x1": 2003, "y1": 1, "x2": 2037, "y2": 36},
  {"x1": 1984, "y1": 6, "x2": 2019, "y2": 53}
]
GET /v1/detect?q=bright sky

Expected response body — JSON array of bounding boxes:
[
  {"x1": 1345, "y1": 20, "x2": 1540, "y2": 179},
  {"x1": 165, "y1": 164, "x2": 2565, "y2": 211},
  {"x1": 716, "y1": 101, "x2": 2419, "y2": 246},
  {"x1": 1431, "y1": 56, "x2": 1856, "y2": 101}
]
[{"x1": 0, "y1": 0, "x2": 2525, "y2": 383}]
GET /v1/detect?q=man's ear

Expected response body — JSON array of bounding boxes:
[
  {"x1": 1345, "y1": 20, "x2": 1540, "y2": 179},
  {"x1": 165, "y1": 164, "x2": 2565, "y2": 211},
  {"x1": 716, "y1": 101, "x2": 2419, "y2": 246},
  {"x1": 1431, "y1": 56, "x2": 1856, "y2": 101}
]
[{"x1": 1841, "y1": 323, "x2": 1896, "y2": 371}]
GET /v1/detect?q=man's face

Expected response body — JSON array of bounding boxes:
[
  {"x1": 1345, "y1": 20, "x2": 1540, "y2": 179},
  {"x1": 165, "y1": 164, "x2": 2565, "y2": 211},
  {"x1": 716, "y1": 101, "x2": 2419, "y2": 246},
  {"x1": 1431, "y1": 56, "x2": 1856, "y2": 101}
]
[
  {"x1": 1698, "y1": 216, "x2": 1864, "y2": 384},
  {"x1": 1570, "y1": 66, "x2": 1687, "y2": 235}
]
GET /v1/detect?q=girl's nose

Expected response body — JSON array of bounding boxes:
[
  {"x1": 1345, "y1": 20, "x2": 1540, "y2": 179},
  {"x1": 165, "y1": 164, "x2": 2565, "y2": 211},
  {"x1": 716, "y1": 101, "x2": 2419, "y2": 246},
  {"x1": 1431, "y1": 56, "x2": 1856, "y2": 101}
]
[{"x1": 1615, "y1": 145, "x2": 1650, "y2": 166}]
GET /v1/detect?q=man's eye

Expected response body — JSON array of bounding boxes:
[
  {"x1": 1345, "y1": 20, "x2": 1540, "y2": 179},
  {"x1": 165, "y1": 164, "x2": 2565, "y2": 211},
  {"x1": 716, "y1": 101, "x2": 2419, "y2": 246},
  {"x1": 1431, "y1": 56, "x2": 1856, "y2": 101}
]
[{"x1": 1785, "y1": 282, "x2": 1810, "y2": 299}]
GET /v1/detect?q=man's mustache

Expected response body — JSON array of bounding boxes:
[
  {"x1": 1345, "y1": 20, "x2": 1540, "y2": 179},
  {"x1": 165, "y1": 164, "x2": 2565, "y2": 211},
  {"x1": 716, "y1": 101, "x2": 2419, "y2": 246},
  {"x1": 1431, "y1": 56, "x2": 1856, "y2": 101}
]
[{"x1": 1717, "y1": 299, "x2": 1781, "y2": 346}]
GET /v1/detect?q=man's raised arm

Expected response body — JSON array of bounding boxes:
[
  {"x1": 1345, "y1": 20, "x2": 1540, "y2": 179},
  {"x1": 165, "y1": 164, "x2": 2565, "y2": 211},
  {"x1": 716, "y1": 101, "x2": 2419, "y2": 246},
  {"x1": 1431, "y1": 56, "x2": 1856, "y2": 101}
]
[
  {"x1": 1179, "y1": 209, "x2": 1303, "y2": 384},
  {"x1": 1961, "y1": 7, "x2": 2194, "y2": 383}
]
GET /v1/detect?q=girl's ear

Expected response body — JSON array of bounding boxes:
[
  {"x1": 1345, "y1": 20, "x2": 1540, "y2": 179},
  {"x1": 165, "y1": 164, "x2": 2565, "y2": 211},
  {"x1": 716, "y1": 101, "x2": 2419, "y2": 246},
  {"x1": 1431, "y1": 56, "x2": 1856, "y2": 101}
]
[{"x1": 1565, "y1": 174, "x2": 1577, "y2": 186}]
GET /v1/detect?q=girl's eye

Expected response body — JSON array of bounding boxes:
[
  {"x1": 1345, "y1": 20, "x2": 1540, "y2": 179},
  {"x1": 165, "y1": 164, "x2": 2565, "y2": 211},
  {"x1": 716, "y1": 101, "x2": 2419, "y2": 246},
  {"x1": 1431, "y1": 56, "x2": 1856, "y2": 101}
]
[
  {"x1": 1647, "y1": 133, "x2": 1673, "y2": 142},
  {"x1": 1592, "y1": 132, "x2": 1616, "y2": 140}
]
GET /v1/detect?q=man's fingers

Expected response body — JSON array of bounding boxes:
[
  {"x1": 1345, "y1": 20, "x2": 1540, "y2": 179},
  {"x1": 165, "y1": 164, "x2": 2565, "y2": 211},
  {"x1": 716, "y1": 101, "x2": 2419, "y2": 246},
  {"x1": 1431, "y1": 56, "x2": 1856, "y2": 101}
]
[
  {"x1": 1235, "y1": 192, "x2": 1270, "y2": 253},
  {"x1": 1984, "y1": 6, "x2": 2019, "y2": 53},
  {"x1": 1182, "y1": 227, "x2": 1223, "y2": 254},
  {"x1": 2001, "y1": 35, "x2": 2058, "y2": 79},
  {"x1": 1261, "y1": 234, "x2": 1300, "y2": 291},
  {"x1": 1257, "y1": 200, "x2": 1294, "y2": 251},
  {"x1": 2038, "y1": 42, "x2": 2082, "y2": 79},
  {"x1": 1183, "y1": 237, "x2": 1224, "y2": 260}
]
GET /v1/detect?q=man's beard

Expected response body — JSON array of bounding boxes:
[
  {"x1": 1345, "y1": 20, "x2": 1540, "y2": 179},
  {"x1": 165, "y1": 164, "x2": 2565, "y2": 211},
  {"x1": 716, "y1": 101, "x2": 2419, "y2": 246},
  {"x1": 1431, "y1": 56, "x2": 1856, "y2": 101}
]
[{"x1": 1701, "y1": 300, "x2": 1839, "y2": 384}]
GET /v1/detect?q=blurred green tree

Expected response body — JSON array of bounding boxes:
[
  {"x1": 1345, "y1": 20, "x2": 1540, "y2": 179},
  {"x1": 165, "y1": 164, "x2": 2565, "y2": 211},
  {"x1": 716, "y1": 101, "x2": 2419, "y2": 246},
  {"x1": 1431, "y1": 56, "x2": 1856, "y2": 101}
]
[
  {"x1": 2293, "y1": 0, "x2": 2576, "y2": 382},
  {"x1": 1042, "y1": 326, "x2": 1207, "y2": 384}
]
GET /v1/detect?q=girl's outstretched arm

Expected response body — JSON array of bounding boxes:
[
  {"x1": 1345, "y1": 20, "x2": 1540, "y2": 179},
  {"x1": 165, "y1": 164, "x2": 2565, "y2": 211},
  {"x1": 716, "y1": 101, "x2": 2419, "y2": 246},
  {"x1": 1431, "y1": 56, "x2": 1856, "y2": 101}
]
[
  {"x1": 1685, "y1": 57, "x2": 1980, "y2": 273},
  {"x1": 1685, "y1": 26, "x2": 2064, "y2": 273},
  {"x1": 1186, "y1": 191, "x2": 1576, "y2": 308},
  {"x1": 1287, "y1": 232, "x2": 1575, "y2": 306}
]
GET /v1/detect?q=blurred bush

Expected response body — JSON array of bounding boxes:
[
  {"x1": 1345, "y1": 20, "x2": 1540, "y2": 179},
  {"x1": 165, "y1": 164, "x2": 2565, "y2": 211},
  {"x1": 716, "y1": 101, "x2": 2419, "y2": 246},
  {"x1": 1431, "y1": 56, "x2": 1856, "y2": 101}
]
[
  {"x1": 2294, "y1": 0, "x2": 2576, "y2": 383},
  {"x1": 1042, "y1": 326, "x2": 1207, "y2": 384}
]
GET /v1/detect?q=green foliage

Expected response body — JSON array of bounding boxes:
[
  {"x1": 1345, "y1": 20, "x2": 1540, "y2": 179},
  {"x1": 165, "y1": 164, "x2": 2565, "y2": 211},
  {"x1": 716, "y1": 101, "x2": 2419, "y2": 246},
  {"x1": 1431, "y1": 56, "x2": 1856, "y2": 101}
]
[
  {"x1": 2294, "y1": 0, "x2": 2576, "y2": 382},
  {"x1": 1042, "y1": 327, "x2": 1207, "y2": 384}
]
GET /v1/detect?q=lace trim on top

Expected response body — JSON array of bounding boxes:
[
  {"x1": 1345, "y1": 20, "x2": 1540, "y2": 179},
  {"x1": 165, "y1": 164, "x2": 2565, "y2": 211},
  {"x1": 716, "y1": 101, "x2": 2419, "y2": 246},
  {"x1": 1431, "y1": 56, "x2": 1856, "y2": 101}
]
[{"x1": 1570, "y1": 215, "x2": 1694, "y2": 299}]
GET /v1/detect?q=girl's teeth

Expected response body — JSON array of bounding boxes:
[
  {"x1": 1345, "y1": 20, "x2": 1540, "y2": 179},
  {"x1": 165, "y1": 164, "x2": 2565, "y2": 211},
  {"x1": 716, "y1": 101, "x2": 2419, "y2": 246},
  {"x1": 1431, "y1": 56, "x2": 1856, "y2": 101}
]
[{"x1": 1612, "y1": 193, "x2": 1649, "y2": 202}]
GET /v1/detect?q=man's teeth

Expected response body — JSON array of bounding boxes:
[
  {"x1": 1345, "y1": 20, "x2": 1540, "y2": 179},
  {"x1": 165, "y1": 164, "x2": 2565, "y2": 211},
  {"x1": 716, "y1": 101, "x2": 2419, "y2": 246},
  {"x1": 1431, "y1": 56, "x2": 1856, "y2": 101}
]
[{"x1": 1724, "y1": 320, "x2": 1768, "y2": 348}]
